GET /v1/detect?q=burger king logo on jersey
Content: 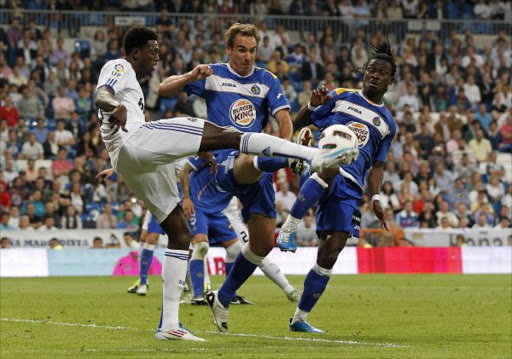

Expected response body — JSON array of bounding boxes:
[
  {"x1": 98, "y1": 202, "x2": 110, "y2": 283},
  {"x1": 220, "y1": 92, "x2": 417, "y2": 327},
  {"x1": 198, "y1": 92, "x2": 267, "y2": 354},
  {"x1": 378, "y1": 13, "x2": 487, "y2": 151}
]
[
  {"x1": 347, "y1": 121, "x2": 370, "y2": 148},
  {"x1": 230, "y1": 99, "x2": 256, "y2": 127}
]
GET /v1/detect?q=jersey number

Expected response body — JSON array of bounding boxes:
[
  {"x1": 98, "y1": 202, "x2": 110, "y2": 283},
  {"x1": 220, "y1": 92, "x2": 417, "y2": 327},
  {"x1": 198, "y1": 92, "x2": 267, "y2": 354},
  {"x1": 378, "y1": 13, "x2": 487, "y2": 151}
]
[{"x1": 138, "y1": 98, "x2": 144, "y2": 112}]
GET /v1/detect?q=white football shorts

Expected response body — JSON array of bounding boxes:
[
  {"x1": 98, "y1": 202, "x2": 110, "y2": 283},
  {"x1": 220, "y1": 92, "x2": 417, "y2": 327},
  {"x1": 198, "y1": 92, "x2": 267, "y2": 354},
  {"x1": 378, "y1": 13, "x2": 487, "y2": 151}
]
[{"x1": 115, "y1": 117, "x2": 205, "y2": 223}]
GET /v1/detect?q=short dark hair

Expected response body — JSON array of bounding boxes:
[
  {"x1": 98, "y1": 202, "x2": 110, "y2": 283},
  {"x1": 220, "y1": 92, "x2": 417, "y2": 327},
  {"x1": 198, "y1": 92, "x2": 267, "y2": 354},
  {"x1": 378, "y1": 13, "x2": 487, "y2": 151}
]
[{"x1": 123, "y1": 27, "x2": 157, "y2": 56}]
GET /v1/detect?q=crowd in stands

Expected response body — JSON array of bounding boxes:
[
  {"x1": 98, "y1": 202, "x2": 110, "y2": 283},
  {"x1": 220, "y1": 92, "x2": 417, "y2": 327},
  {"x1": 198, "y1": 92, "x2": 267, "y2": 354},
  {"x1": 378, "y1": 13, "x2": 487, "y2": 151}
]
[{"x1": 0, "y1": 2, "x2": 511, "y2": 248}]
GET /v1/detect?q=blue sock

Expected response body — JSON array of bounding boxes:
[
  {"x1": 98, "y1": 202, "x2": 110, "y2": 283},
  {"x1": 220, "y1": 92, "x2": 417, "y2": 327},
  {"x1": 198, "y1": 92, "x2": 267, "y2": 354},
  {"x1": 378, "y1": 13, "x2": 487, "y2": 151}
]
[
  {"x1": 290, "y1": 176, "x2": 326, "y2": 219},
  {"x1": 218, "y1": 253, "x2": 257, "y2": 307},
  {"x1": 225, "y1": 261, "x2": 234, "y2": 276},
  {"x1": 298, "y1": 268, "x2": 330, "y2": 312},
  {"x1": 139, "y1": 248, "x2": 154, "y2": 285},
  {"x1": 256, "y1": 156, "x2": 289, "y2": 172},
  {"x1": 189, "y1": 259, "x2": 205, "y2": 298}
]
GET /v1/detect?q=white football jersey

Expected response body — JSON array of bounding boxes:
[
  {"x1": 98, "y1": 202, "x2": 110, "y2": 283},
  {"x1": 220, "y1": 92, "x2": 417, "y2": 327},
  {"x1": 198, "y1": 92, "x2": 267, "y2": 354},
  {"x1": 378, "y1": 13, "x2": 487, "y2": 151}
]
[{"x1": 96, "y1": 59, "x2": 145, "y2": 165}]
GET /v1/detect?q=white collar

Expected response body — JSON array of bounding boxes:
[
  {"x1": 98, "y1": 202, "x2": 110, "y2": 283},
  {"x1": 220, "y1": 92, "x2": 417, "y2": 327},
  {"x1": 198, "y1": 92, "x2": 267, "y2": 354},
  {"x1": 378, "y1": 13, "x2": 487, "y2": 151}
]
[{"x1": 227, "y1": 63, "x2": 255, "y2": 78}]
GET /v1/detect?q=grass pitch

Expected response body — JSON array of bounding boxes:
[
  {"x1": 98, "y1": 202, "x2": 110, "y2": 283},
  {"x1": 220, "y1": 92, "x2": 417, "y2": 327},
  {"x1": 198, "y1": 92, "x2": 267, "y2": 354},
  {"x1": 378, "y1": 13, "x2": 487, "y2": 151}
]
[{"x1": 1, "y1": 274, "x2": 511, "y2": 358}]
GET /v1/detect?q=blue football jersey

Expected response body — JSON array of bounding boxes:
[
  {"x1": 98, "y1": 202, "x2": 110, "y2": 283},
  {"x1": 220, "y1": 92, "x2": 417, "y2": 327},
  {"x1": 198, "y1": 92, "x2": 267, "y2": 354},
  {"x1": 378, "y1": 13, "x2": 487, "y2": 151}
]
[
  {"x1": 311, "y1": 88, "x2": 397, "y2": 189},
  {"x1": 187, "y1": 156, "x2": 233, "y2": 214},
  {"x1": 184, "y1": 63, "x2": 290, "y2": 133}
]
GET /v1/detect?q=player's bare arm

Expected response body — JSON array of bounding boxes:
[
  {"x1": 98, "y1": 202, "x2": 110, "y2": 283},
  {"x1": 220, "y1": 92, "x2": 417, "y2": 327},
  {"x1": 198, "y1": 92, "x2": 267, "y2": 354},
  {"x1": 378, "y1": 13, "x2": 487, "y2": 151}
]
[
  {"x1": 293, "y1": 86, "x2": 329, "y2": 131},
  {"x1": 95, "y1": 87, "x2": 128, "y2": 134},
  {"x1": 274, "y1": 109, "x2": 293, "y2": 140},
  {"x1": 179, "y1": 162, "x2": 195, "y2": 219},
  {"x1": 368, "y1": 160, "x2": 388, "y2": 230},
  {"x1": 158, "y1": 64, "x2": 213, "y2": 97}
]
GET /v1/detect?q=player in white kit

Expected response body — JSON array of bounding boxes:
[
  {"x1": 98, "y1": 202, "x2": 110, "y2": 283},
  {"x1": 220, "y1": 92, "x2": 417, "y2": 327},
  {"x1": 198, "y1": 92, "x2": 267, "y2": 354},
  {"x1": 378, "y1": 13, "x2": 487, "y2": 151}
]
[{"x1": 95, "y1": 27, "x2": 350, "y2": 342}]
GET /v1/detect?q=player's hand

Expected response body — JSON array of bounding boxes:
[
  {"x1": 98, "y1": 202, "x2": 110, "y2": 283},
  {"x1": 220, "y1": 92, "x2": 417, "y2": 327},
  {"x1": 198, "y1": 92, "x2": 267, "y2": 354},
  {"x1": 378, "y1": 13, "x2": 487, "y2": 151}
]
[
  {"x1": 182, "y1": 197, "x2": 195, "y2": 219},
  {"x1": 310, "y1": 86, "x2": 330, "y2": 107},
  {"x1": 373, "y1": 200, "x2": 388, "y2": 231},
  {"x1": 96, "y1": 168, "x2": 115, "y2": 182},
  {"x1": 109, "y1": 105, "x2": 128, "y2": 134},
  {"x1": 189, "y1": 65, "x2": 212, "y2": 81}
]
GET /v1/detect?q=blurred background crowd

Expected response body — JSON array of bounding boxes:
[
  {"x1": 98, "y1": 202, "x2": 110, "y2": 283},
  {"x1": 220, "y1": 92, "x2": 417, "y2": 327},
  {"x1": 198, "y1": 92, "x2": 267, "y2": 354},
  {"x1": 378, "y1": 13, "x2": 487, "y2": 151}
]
[{"x1": 0, "y1": 0, "x2": 511, "y2": 248}]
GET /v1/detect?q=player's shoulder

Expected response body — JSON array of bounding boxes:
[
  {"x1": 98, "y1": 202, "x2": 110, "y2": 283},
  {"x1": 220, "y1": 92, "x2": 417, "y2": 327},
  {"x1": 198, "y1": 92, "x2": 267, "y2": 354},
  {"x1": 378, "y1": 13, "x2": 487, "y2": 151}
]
[
  {"x1": 328, "y1": 87, "x2": 359, "y2": 99},
  {"x1": 254, "y1": 66, "x2": 280, "y2": 83}
]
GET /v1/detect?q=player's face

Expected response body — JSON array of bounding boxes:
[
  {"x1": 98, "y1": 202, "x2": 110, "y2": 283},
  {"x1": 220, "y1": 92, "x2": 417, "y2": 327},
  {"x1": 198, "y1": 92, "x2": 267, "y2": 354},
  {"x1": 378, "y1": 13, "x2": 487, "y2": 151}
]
[
  {"x1": 227, "y1": 34, "x2": 257, "y2": 76},
  {"x1": 137, "y1": 40, "x2": 159, "y2": 77},
  {"x1": 362, "y1": 58, "x2": 393, "y2": 101}
]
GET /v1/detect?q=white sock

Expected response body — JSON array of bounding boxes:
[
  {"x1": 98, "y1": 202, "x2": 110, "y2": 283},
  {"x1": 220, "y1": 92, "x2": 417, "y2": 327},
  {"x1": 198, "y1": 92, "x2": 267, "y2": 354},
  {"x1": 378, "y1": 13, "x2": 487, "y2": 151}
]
[
  {"x1": 161, "y1": 249, "x2": 189, "y2": 330},
  {"x1": 226, "y1": 241, "x2": 243, "y2": 263},
  {"x1": 281, "y1": 215, "x2": 301, "y2": 232},
  {"x1": 259, "y1": 257, "x2": 292, "y2": 293},
  {"x1": 242, "y1": 244, "x2": 265, "y2": 266},
  {"x1": 240, "y1": 133, "x2": 318, "y2": 161},
  {"x1": 292, "y1": 308, "x2": 309, "y2": 324},
  {"x1": 143, "y1": 242, "x2": 156, "y2": 250}
]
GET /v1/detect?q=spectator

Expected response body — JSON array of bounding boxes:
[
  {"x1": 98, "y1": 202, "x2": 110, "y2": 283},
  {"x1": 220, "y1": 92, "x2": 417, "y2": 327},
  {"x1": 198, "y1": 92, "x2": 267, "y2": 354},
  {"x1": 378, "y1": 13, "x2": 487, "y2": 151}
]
[
  {"x1": 17, "y1": 85, "x2": 43, "y2": 120},
  {"x1": 473, "y1": 213, "x2": 491, "y2": 228},
  {"x1": 463, "y1": 75, "x2": 481, "y2": 106},
  {"x1": 495, "y1": 216, "x2": 511, "y2": 229},
  {"x1": 49, "y1": 237, "x2": 64, "y2": 250},
  {"x1": 301, "y1": 51, "x2": 324, "y2": 82},
  {"x1": 20, "y1": 133, "x2": 44, "y2": 160},
  {"x1": 0, "y1": 96, "x2": 20, "y2": 127},
  {"x1": 45, "y1": 202, "x2": 61, "y2": 228},
  {"x1": 117, "y1": 209, "x2": 139, "y2": 230},
  {"x1": 397, "y1": 84, "x2": 420, "y2": 112},
  {"x1": 31, "y1": 117, "x2": 49, "y2": 143},
  {"x1": 361, "y1": 204, "x2": 381, "y2": 229},
  {"x1": 123, "y1": 232, "x2": 140, "y2": 249},
  {"x1": 25, "y1": 202, "x2": 42, "y2": 229},
  {"x1": 0, "y1": 237, "x2": 11, "y2": 249},
  {"x1": 380, "y1": 181, "x2": 401, "y2": 212},
  {"x1": 486, "y1": 175, "x2": 505, "y2": 204},
  {"x1": 52, "y1": 148, "x2": 73, "y2": 182},
  {"x1": 43, "y1": 131, "x2": 59, "y2": 159},
  {"x1": 17, "y1": 215, "x2": 33, "y2": 230},
  {"x1": 61, "y1": 205, "x2": 82, "y2": 229},
  {"x1": 396, "y1": 200, "x2": 419, "y2": 228},
  {"x1": 91, "y1": 236, "x2": 104, "y2": 249},
  {"x1": 0, "y1": 212, "x2": 14, "y2": 230},
  {"x1": 468, "y1": 128, "x2": 493, "y2": 162},
  {"x1": 474, "y1": 103, "x2": 493, "y2": 131},
  {"x1": 51, "y1": 38, "x2": 70, "y2": 67},
  {"x1": 433, "y1": 163, "x2": 455, "y2": 194},
  {"x1": 25, "y1": 158, "x2": 38, "y2": 182},
  {"x1": 39, "y1": 215, "x2": 58, "y2": 231},
  {"x1": 275, "y1": 181, "x2": 297, "y2": 211},
  {"x1": 436, "y1": 201, "x2": 459, "y2": 227},
  {"x1": 52, "y1": 86, "x2": 76, "y2": 120}
]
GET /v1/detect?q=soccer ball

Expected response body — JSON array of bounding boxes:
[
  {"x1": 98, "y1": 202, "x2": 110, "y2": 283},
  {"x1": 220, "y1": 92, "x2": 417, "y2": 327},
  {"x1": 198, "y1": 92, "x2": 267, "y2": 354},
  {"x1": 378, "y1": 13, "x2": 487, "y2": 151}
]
[{"x1": 318, "y1": 124, "x2": 359, "y2": 165}]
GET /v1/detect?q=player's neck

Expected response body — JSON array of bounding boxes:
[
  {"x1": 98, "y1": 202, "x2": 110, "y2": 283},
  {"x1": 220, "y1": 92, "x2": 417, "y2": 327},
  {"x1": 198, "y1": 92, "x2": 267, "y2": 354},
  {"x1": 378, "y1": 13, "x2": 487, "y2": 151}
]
[
  {"x1": 361, "y1": 89, "x2": 384, "y2": 105},
  {"x1": 124, "y1": 56, "x2": 140, "y2": 78}
]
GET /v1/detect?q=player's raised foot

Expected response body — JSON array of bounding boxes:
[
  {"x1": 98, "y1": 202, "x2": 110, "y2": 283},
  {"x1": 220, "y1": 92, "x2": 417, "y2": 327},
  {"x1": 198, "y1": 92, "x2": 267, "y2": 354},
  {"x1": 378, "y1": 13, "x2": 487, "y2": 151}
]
[
  {"x1": 205, "y1": 291, "x2": 229, "y2": 333},
  {"x1": 289, "y1": 127, "x2": 314, "y2": 174},
  {"x1": 286, "y1": 289, "x2": 301, "y2": 302},
  {"x1": 277, "y1": 229, "x2": 297, "y2": 252},
  {"x1": 136, "y1": 284, "x2": 148, "y2": 296},
  {"x1": 155, "y1": 328, "x2": 205, "y2": 341},
  {"x1": 289, "y1": 319, "x2": 324, "y2": 333},
  {"x1": 127, "y1": 279, "x2": 140, "y2": 294},
  {"x1": 230, "y1": 295, "x2": 253, "y2": 305},
  {"x1": 191, "y1": 297, "x2": 208, "y2": 306}
]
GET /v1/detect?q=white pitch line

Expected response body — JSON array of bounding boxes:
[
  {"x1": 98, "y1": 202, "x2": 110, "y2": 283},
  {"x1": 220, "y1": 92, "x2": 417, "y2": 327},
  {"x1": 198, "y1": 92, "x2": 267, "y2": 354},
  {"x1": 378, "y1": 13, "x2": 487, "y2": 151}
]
[{"x1": 1, "y1": 317, "x2": 409, "y2": 348}]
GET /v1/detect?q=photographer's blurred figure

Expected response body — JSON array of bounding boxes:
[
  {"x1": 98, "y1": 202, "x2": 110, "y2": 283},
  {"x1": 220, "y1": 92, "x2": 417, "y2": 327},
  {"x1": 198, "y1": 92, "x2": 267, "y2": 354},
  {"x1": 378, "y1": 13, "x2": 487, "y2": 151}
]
[
  {"x1": 49, "y1": 237, "x2": 63, "y2": 250},
  {"x1": 0, "y1": 237, "x2": 11, "y2": 249},
  {"x1": 123, "y1": 232, "x2": 141, "y2": 249},
  {"x1": 91, "y1": 236, "x2": 104, "y2": 249}
]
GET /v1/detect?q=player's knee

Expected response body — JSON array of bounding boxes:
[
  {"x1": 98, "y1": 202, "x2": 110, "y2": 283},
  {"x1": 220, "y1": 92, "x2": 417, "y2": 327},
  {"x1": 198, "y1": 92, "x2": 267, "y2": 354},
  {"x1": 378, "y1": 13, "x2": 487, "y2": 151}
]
[
  {"x1": 191, "y1": 241, "x2": 209, "y2": 260},
  {"x1": 317, "y1": 249, "x2": 342, "y2": 269}
]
